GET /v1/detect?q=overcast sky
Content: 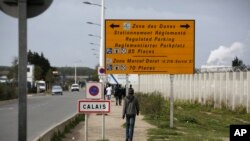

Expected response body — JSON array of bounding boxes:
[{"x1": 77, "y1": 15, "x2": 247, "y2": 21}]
[{"x1": 0, "y1": 0, "x2": 250, "y2": 69}]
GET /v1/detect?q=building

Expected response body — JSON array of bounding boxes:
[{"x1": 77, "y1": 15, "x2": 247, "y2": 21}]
[
  {"x1": 27, "y1": 64, "x2": 35, "y2": 88},
  {"x1": 200, "y1": 65, "x2": 233, "y2": 72}
]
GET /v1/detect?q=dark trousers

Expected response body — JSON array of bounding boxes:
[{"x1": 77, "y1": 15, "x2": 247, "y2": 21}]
[
  {"x1": 126, "y1": 115, "x2": 136, "y2": 141},
  {"x1": 115, "y1": 96, "x2": 122, "y2": 105}
]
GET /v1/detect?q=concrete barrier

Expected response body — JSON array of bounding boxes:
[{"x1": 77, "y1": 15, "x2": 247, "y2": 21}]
[{"x1": 34, "y1": 113, "x2": 79, "y2": 141}]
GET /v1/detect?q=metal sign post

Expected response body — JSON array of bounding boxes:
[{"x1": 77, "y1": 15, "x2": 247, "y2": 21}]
[
  {"x1": 170, "y1": 75, "x2": 174, "y2": 128},
  {"x1": 126, "y1": 74, "x2": 129, "y2": 96},
  {"x1": 97, "y1": 75, "x2": 107, "y2": 141},
  {"x1": 18, "y1": 0, "x2": 28, "y2": 140},
  {"x1": 84, "y1": 114, "x2": 88, "y2": 141},
  {"x1": 101, "y1": 77, "x2": 106, "y2": 141},
  {"x1": 78, "y1": 100, "x2": 110, "y2": 141},
  {"x1": 0, "y1": 1, "x2": 53, "y2": 140}
]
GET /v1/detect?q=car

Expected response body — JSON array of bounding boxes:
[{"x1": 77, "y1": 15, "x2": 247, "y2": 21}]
[
  {"x1": 71, "y1": 84, "x2": 80, "y2": 92},
  {"x1": 51, "y1": 85, "x2": 63, "y2": 95}
]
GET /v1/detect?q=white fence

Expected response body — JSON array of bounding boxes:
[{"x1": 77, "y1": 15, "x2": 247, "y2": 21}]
[{"x1": 137, "y1": 71, "x2": 250, "y2": 113}]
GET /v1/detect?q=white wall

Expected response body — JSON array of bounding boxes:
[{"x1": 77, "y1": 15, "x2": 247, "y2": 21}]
[
  {"x1": 27, "y1": 64, "x2": 35, "y2": 87},
  {"x1": 138, "y1": 71, "x2": 250, "y2": 113}
]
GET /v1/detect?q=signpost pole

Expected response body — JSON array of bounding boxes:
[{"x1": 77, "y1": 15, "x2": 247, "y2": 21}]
[
  {"x1": 101, "y1": 78, "x2": 106, "y2": 141},
  {"x1": 102, "y1": 78, "x2": 105, "y2": 141},
  {"x1": 102, "y1": 112, "x2": 105, "y2": 140},
  {"x1": 85, "y1": 114, "x2": 88, "y2": 141},
  {"x1": 18, "y1": 0, "x2": 28, "y2": 140},
  {"x1": 1, "y1": 1, "x2": 53, "y2": 140},
  {"x1": 126, "y1": 74, "x2": 129, "y2": 96},
  {"x1": 170, "y1": 74, "x2": 174, "y2": 128},
  {"x1": 100, "y1": 0, "x2": 105, "y2": 139},
  {"x1": 138, "y1": 74, "x2": 140, "y2": 92}
]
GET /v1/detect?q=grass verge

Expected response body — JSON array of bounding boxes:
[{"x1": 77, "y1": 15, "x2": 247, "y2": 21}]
[
  {"x1": 51, "y1": 114, "x2": 85, "y2": 141},
  {"x1": 136, "y1": 92, "x2": 250, "y2": 141}
]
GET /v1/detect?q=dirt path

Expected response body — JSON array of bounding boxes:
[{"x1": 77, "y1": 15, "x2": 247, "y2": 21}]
[{"x1": 62, "y1": 99, "x2": 154, "y2": 141}]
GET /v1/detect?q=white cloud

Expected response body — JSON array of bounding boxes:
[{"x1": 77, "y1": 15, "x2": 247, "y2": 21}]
[{"x1": 206, "y1": 42, "x2": 244, "y2": 66}]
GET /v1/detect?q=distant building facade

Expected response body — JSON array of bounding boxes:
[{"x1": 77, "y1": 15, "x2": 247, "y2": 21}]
[{"x1": 27, "y1": 64, "x2": 35, "y2": 88}]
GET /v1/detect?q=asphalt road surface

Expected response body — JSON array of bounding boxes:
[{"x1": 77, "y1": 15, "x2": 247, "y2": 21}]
[{"x1": 0, "y1": 90, "x2": 85, "y2": 141}]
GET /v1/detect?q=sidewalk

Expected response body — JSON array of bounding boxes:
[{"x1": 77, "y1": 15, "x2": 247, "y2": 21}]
[{"x1": 62, "y1": 98, "x2": 154, "y2": 141}]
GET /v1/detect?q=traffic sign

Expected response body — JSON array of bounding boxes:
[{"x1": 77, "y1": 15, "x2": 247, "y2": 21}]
[
  {"x1": 0, "y1": 0, "x2": 53, "y2": 18},
  {"x1": 89, "y1": 86, "x2": 99, "y2": 96},
  {"x1": 78, "y1": 100, "x2": 110, "y2": 113},
  {"x1": 86, "y1": 82, "x2": 103, "y2": 99},
  {"x1": 105, "y1": 20, "x2": 195, "y2": 74},
  {"x1": 98, "y1": 67, "x2": 106, "y2": 76}
]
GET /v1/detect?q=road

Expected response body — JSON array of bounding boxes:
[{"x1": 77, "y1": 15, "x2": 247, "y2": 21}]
[{"x1": 0, "y1": 90, "x2": 85, "y2": 141}]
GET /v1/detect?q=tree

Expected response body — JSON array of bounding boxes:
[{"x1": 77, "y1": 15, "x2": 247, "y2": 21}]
[
  {"x1": 7, "y1": 57, "x2": 18, "y2": 82},
  {"x1": 92, "y1": 65, "x2": 99, "y2": 81},
  {"x1": 34, "y1": 65, "x2": 43, "y2": 80},
  {"x1": 232, "y1": 56, "x2": 247, "y2": 71},
  {"x1": 45, "y1": 69, "x2": 56, "y2": 90},
  {"x1": 27, "y1": 50, "x2": 53, "y2": 81}
]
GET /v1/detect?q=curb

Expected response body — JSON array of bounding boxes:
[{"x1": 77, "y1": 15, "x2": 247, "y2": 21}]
[
  {"x1": 34, "y1": 113, "x2": 79, "y2": 141},
  {"x1": 0, "y1": 93, "x2": 49, "y2": 106},
  {"x1": 0, "y1": 99, "x2": 17, "y2": 106}
]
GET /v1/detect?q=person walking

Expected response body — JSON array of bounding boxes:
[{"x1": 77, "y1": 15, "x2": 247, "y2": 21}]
[
  {"x1": 106, "y1": 84, "x2": 112, "y2": 100},
  {"x1": 117, "y1": 84, "x2": 123, "y2": 106},
  {"x1": 115, "y1": 84, "x2": 122, "y2": 106},
  {"x1": 104, "y1": 85, "x2": 107, "y2": 100},
  {"x1": 122, "y1": 86, "x2": 139, "y2": 141}
]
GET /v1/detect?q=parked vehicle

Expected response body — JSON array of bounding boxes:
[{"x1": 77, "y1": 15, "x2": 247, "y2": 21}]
[
  {"x1": 36, "y1": 80, "x2": 46, "y2": 92},
  {"x1": 52, "y1": 85, "x2": 63, "y2": 95},
  {"x1": 71, "y1": 84, "x2": 79, "y2": 92}
]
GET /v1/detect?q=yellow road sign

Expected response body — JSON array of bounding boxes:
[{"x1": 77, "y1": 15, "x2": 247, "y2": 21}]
[{"x1": 105, "y1": 20, "x2": 195, "y2": 74}]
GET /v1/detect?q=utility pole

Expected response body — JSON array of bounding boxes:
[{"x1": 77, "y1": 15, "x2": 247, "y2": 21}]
[{"x1": 18, "y1": 0, "x2": 28, "y2": 140}]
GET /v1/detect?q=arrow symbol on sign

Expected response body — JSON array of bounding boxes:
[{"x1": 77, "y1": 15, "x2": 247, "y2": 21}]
[
  {"x1": 110, "y1": 23, "x2": 120, "y2": 29},
  {"x1": 180, "y1": 24, "x2": 190, "y2": 29}
]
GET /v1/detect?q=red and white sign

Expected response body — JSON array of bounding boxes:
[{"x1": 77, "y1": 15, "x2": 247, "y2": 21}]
[
  {"x1": 86, "y1": 82, "x2": 103, "y2": 99},
  {"x1": 78, "y1": 100, "x2": 110, "y2": 113},
  {"x1": 98, "y1": 67, "x2": 106, "y2": 75}
]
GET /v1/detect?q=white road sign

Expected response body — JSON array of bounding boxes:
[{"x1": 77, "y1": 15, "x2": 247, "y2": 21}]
[{"x1": 78, "y1": 100, "x2": 110, "y2": 113}]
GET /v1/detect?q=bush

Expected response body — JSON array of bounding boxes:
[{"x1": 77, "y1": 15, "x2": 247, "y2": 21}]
[
  {"x1": 136, "y1": 92, "x2": 166, "y2": 119},
  {"x1": 51, "y1": 114, "x2": 85, "y2": 141},
  {"x1": 28, "y1": 86, "x2": 37, "y2": 93},
  {"x1": 0, "y1": 84, "x2": 17, "y2": 101},
  {"x1": 234, "y1": 105, "x2": 247, "y2": 114}
]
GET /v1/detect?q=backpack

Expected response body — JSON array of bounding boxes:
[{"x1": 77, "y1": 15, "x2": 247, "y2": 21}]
[{"x1": 128, "y1": 88, "x2": 134, "y2": 94}]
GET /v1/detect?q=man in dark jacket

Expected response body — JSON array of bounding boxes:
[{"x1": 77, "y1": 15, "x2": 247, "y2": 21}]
[
  {"x1": 122, "y1": 85, "x2": 139, "y2": 141},
  {"x1": 115, "y1": 84, "x2": 123, "y2": 106}
]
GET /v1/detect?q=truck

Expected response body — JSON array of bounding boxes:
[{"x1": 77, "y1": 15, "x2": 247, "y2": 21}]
[{"x1": 36, "y1": 80, "x2": 46, "y2": 92}]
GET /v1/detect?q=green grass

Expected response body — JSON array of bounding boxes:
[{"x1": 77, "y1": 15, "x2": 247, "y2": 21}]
[
  {"x1": 145, "y1": 101, "x2": 250, "y2": 141},
  {"x1": 136, "y1": 93, "x2": 250, "y2": 141},
  {"x1": 50, "y1": 114, "x2": 85, "y2": 141}
]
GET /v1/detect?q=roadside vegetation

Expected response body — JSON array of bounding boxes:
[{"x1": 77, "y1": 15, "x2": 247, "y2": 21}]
[
  {"x1": 50, "y1": 114, "x2": 85, "y2": 141},
  {"x1": 0, "y1": 50, "x2": 97, "y2": 100},
  {"x1": 0, "y1": 83, "x2": 17, "y2": 101},
  {"x1": 136, "y1": 92, "x2": 250, "y2": 141}
]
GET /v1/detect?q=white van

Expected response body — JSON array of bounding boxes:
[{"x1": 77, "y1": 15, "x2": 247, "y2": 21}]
[
  {"x1": 36, "y1": 80, "x2": 46, "y2": 92},
  {"x1": 71, "y1": 83, "x2": 80, "y2": 92}
]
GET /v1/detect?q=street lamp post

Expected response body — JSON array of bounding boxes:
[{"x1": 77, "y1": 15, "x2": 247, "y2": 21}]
[
  {"x1": 83, "y1": 1, "x2": 106, "y2": 140},
  {"x1": 83, "y1": 1, "x2": 105, "y2": 70},
  {"x1": 90, "y1": 42, "x2": 100, "y2": 46},
  {"x1": 83, "y1": 1, "x2": 102, "y2": 7},
  {"x1": 100, "y1": 0, "x2": 105, "y2": 69},
  {"x1": 74, "y1": 64, "x2": 77, "y2": 84},
  {"x1": 86, "y1": 21, "x2": 101, "y2": 26},
  {"x1": 88, "y1": 34, "x2": 101, "y2": 38}
]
